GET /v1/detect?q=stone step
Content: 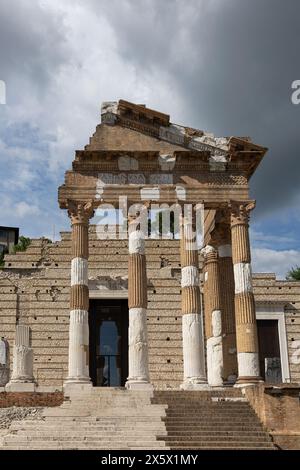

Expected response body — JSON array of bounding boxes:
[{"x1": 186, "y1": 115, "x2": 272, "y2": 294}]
[
  {"x1": 158, "y1": 435, "x2": 272, "y2": 443},
  {"x1": 11, "y1": 422, "x2": 165, "y2": 430},
  {"x1": 10, "y1": 433, "x2": 167, "y2": 440},
  {"x1": 163, "y1": 410, "x2": 257, "y2": 415},
  {"x1": 43, "y1": 415, "x2": 165, "y2": 421},
  {"x1": 158, "y1": 431, "x2": 269, "y2": 437},
  {"x1": 2, "y1": 438, "x2": 166, "y2": 446},
  {"x1": 165, "y1": 425, "x2": 264, "y2": 431},
  {"x1": 3, "y1": 435, "x2": 165, "y2": 443},
  {"x1": 164, "y1": 446, "x2": 275, "y2": 450},
  {"x1": 163, "y1": 413, "x2": 257, "y2": 424},
  {"x1": 164, "y1": 402, "x2": 249, "y2": 406},
  {"x1": 1, "y1": 445, "x2": 169, "y2": 450},
  {"x1": 10, "y1": 429, "x2": 166, "y2": 437}
]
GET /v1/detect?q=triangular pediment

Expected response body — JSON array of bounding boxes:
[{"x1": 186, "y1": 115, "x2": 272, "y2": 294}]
[{"x1": 85, "y1": 121, "x2": 188, "y2": 154}]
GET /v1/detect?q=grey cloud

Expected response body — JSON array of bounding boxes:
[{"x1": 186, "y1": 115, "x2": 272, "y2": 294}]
[
  {"x1": 0, "y1": 0, "x2": 299, "y2": 243},
  {"x1": 0, "y1": 1, "x2": 68, "y2": 102},
  {"x1": 91, "y1": 0, "x2": 300, "y2": 219}
]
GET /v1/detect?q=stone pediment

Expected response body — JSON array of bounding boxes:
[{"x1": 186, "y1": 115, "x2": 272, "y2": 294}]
[
  {"x1": 58, "y1": 99, "x2": 268, "y2": 209},
  {"x1": 94, "y1": 99, "x2": 230, "y2": 157}
]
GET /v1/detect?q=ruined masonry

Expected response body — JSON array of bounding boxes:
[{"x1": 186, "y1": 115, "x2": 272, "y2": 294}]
[{"x1": 0, "y1": 100, "x2": 299, "y2": 450}]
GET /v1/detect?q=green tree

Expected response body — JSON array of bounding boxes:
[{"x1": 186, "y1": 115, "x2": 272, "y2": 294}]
[
  {"x1": 0, "y1": 236, "x2": 31, "y2": 269},
  {"x1": 0, "y1": 250, "x2": 5, "y2": 267},
  {"x1": 286, "y1": 266, "x2": 300, "y2": 281},
  {"x1": 148, "y1": 210, "x2": 177, "y2": 238},
  {"x1": 13, "y1": 236, "x2": 31, "y2": 253}
]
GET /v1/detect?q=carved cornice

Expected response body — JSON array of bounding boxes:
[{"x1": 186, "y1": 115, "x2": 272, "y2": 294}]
[{"x1": 67, "y1": 200, "x2": 94, "y2": 225}]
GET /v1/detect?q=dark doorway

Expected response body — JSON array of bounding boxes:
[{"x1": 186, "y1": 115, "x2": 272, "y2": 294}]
[
  {"x1": 89, "y1": 299, "x2": 129, "y2": 387},
  {"x1": 257, "y1": 319, "x2": 282, "y2": 383}
]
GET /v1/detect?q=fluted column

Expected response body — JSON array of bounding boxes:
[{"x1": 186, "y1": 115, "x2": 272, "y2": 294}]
[
  {"x1": 218, "y1": 244, "x2": 238, "y2": 383},
  {"x1": 180, "y1": 215, "x2": 206, "y2": 389},
  {"x1": 65, "y1": 201, "x2": 94, "y2": 385},
  {"x1": 230, "y1": 201, "x2": 261, "y2": 385},
  {"x1": 6, "y1": 325, "x2": 35, "y2": 391},
  {"x1": 202, "y1": 246, "x2": 223, "y2": 386},
  {"x1": 126, "y1": 220, "x2": 152, "y2": 390},
  {"x1": 210, "y1": 218, "x2": 238, "y2": 384}
]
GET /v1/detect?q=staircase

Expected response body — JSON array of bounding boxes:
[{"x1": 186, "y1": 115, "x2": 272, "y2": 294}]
[
  {"x1": 0, "y1": 388, "x2": 276, "y2": 450},
  {"x1": 152, "y1": 390, "x2": 275, "y2": 450},
  {"x1": 0, "y1": 387, "x2": 169, "y2": 450}
]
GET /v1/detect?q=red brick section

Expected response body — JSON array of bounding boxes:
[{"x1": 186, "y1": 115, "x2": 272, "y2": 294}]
[
  {"x1": 245, "y1": 383, "x2": 300, "y2": 450},
  {"x1": 0, "y1": 392, "x2": 63, "y2": 408}
]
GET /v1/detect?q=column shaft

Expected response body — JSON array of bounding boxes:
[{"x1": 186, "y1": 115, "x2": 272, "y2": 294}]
[
  {"x1": 126, "y1": 228, "x2": 151, "y2": 389},
  {"x1": 218, "y1": 244, "x2": 238, "y2": 383},
  {"x1": 66, "y1": 201, "x2": 93, "y2": 385},
  {"x1": 202, "y1": 246, "x2": 223, "y2": 386},
  {"x1": 230, "y1": 201, "x2": 260, "y2": 385},
  {"x1": 180, "y1": 220, "x2": 206, "y2": 389}
]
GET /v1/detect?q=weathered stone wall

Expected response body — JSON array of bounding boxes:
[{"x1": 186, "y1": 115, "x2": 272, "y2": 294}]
[
  {"x1": 245, "y1": 384, "x2": 300, "y2": 449},
  {"x1": 0, "y1": 233, "x2": 299, "y2": 389},
  {"x1": 0, "y1": 391, "x2": 63, "y2": 408},
  {"x1": 0, "y1": 229, "x2": 185, "y2": 388}
]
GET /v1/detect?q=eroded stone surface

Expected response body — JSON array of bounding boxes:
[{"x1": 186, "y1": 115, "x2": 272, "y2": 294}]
[
  {"x1": 234, "y1": 263, "x2": 253, "y2": 294},
  {"x1": 182, "y1": 313, "x2": 206, "y2": 385},
  {"x1": 127, "y1": 308, "x2": 149, "y2": 383},
  {"x1": 207, "y1": 336, "x2": 223, "y2": 387},
  {"x1": 181, "y1": 266, "x2": 199, "y2": 288},
  {"x1": 129, "y1": 230, "x2": 145, "y2": 255},
  {"x1": 238, "y1": 352, "x2": 260, "y2": 378}
]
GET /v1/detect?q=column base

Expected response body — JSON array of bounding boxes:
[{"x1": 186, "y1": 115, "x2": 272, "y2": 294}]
[
  {"x1": 64, "y1": 376, "x2": 91, "y2": 387},
  {"x1": 234, "y1": 376, "x2": 263, "y2": 387},
  {"x1": 5, "y1": 382, "x2": 36, "y2": 392},
  {"x1": 125, "y1": 380, "x2": 153, "y2": 391},
  {"x1": 180, "y1": 380, "x2": 209, "y2": 391},
  {"x1": 223, "y1": 374, "x2": 238, "y2": 385},
  {"x1": 63, "y1": 381, "x2": 93, "y2": 395}
]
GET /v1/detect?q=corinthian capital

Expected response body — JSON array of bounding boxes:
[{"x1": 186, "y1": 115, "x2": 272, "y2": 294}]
[
  {"x1": 201, "y1": 245, "x2": 218, "y2": 262},
  {"x1": 67, "y1": 200, "x2": 94, "y2": 225},
  {"x1": 230, "y1": 200, "x2": 256, "y2": 227}
]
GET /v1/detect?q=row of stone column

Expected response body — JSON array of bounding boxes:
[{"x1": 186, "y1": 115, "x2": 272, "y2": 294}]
[
  {"x1": 65, "y1": 200, "x2": 261, "y2": 389},
  {"x1": 201, "y1": 202, "x2": 260, "y2": 386}
]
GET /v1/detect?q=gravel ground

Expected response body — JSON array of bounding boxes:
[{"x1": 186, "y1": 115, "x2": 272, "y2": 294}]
[{"x1": 0, "y1": 407, "x2": 44, "y2": 429}]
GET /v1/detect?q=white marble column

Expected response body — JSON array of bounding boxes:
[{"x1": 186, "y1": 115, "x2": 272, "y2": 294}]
[
  {"x1": 230, "y1": 201, "x2": 261, "y2": 386},
  {"x1": 126, "y1": 228, "x2": 152, "y2": 390},
  {"x1": 202, "y1": 245, "x2": 224, "y2": 386},
  {"x1": 6, "y1": 325, "x2": 35, "y2": 391},
  {"x1": 65, "y1": 201, "x2": 94, "y2": 385},
  {"x1": 180, "y1": 216, "x2": 206, "y2": 389}
]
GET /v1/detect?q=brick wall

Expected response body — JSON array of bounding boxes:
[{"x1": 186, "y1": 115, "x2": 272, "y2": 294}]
[{"x1": 0, "y1": 391, "x2": 64, "y2": 408}]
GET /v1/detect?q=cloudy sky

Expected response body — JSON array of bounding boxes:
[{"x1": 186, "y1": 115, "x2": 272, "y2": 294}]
[{"x1": 0, "y1": 0, "x2": 299, "y2": 278}]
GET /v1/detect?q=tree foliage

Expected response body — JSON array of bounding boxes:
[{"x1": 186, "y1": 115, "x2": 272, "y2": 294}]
[
  {"x1": 0, "y1": 236, "x2": 31, "y2": 268},
  {"x1": 13, "y1": 236, "x2": 31, "y2": 253},
  {"x1": 286, "y1": 266, "x2": 300, "y2": 281}
]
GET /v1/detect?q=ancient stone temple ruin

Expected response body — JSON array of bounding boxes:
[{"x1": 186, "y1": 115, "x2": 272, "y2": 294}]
[{"x1": 0, "y1": 100, "x2": 299, "y2": 450}]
